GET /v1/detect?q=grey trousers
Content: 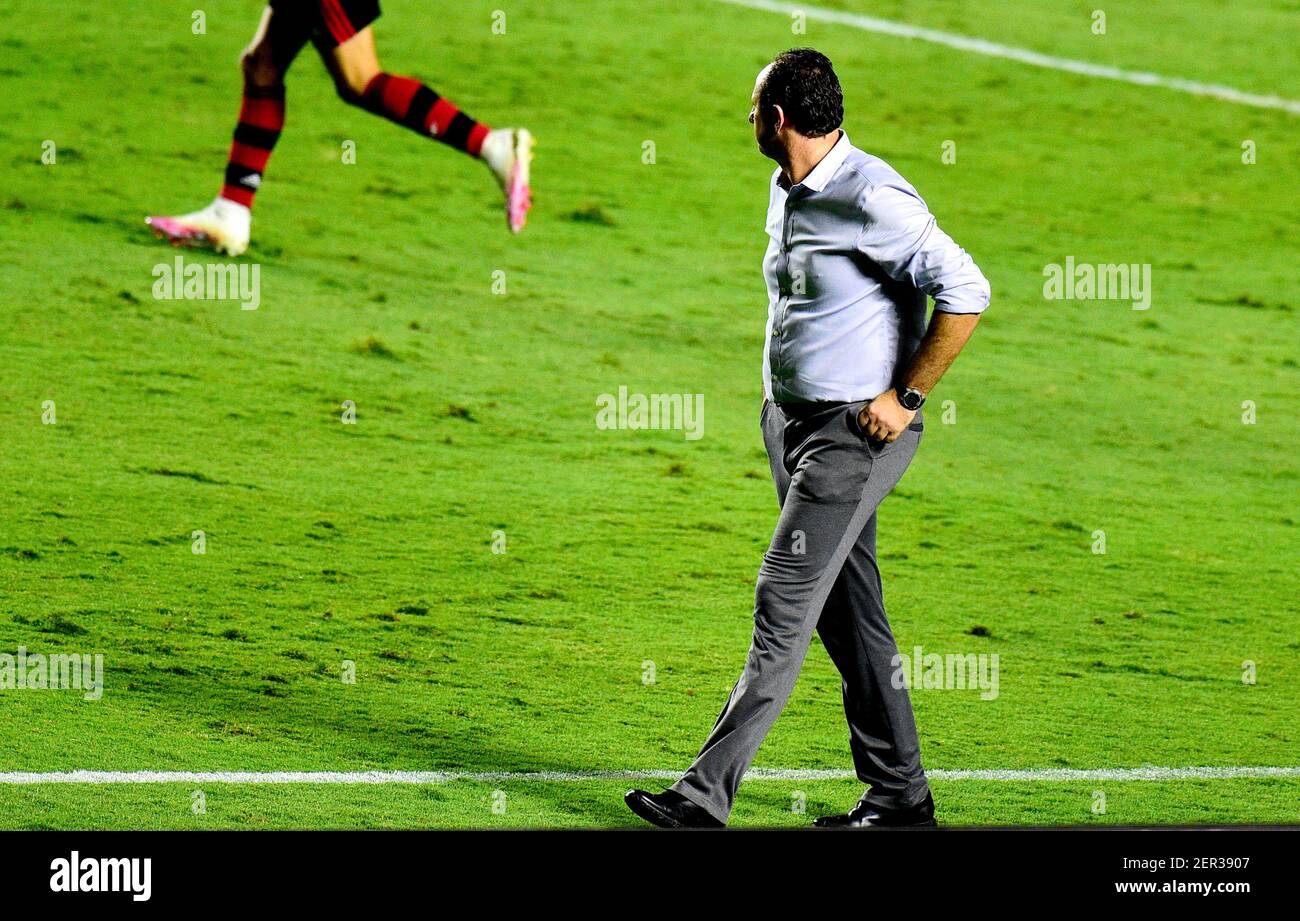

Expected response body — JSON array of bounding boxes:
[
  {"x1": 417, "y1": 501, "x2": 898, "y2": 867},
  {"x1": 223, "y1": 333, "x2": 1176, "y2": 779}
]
[{"x1": 671, "y1": 399, "x2": 930, "y2": 823}]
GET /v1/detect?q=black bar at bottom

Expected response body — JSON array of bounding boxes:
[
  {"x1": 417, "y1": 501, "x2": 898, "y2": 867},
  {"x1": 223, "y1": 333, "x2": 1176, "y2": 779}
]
[{"x1": 2, "y1": 826, "x2": 1292, "y2": 907}]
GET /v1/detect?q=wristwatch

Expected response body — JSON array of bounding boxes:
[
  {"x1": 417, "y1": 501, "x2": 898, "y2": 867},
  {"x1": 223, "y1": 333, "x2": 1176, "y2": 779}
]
[{"x1": 895, "y1": 385, "x2": 926, "y2": 412}]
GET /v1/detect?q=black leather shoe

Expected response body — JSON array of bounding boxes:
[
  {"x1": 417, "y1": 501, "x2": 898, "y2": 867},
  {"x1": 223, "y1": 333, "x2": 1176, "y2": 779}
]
[
  {"x1": 814, "y1": 791, "x2": 937, "y2": 828},
  {"x1": 624, "y1": 789, "x2": 724, "y2": 828}
]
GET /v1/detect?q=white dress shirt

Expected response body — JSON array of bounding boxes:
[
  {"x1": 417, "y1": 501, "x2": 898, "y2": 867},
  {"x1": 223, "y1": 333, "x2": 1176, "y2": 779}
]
[{"x1": 762, "y1": 131, "x2": 990, "y2": 403}]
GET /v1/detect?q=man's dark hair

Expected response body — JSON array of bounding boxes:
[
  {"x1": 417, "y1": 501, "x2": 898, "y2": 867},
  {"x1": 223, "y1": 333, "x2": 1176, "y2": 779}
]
[{"x1": 759, "y1": 48, "x2": 843, "y2": 137}]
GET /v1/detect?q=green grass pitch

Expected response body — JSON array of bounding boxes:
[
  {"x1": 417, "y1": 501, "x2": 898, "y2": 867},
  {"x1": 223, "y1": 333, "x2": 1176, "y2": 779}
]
[{"x1": 0, "y1": 0, "x2": 1296, "y2": 828}]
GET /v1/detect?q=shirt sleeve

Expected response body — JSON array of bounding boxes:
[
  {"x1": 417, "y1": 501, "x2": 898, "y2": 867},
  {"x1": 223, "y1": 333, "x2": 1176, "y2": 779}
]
[{"x1": 854, "y1": 184, "x2": 991, "y2": 315}]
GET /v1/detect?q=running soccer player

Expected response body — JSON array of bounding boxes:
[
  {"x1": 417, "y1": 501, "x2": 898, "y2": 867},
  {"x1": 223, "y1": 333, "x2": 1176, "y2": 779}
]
[{"x1": 147, "y1": 1, "x2": 533, "y2": 255}]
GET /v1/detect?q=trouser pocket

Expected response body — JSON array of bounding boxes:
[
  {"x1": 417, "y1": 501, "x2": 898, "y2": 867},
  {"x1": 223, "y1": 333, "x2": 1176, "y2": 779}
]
[
  {"x1": 846, "y1": 401, "x2": 923, "y2": 456},
  {"x1": 845, "y1": 401, "x2": 888, "y2": 455}
]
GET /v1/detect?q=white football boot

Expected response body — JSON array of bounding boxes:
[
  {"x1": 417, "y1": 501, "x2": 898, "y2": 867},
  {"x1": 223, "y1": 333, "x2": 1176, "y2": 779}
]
[
  {"x1": 480, "y1": 128, "x2": 534, "y2": 233},
  {"x1": 146, "y1": 197, "x2": 252, "y2": 257}
]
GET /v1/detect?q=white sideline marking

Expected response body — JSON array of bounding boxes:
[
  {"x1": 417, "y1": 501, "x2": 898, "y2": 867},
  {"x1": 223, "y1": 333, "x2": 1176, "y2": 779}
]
[
  {"x1": 718, "y1": 0, "x2": 1300, "y2": 116},
  {"x1": 2, "y1": 766, "x2": 1298, "y2": 784}
]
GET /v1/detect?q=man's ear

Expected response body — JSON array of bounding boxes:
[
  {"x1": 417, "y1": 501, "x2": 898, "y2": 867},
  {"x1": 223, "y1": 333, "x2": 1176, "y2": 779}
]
[{"x1": 772, "y1": 104, "x2": 787, "y2": 133}]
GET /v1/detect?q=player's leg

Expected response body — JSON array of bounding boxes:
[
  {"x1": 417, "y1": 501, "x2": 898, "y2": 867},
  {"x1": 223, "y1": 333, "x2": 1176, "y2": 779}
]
[
  {"x1": 320, "y1": 13, "x2": 534, "y2": 232},
  {"x1": 147, "y1": 5, "x2": 310, "y2": 255},
  {"x1": 219, "y1": 6, "x2": 308, "y2": 211}
]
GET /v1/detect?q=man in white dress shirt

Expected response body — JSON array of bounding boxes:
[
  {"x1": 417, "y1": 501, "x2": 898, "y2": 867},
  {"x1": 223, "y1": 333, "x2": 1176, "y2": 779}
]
[{"x1": 626, "y1": 48, "x2": 990, "y2": 829}]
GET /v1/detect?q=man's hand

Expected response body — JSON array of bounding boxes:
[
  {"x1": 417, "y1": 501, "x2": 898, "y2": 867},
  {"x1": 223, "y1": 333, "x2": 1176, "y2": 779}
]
[
  {"x1": 858, "y1": 389, "x2": 916, "y2": 443},
  {"x1": 856, "y1": 311, "x2": 982, "y2": 444}
]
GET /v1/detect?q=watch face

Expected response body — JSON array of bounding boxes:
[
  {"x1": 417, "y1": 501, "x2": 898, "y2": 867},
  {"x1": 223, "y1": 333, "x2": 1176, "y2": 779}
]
[{"x1": 900, "y1": 389, "x2": 923, "y2": 410}]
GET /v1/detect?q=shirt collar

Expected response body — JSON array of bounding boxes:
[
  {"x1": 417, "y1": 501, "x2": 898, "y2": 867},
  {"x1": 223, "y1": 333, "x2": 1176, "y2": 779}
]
[{"x1": 780, "y1": 130, "x2": 850, "y2": 193}]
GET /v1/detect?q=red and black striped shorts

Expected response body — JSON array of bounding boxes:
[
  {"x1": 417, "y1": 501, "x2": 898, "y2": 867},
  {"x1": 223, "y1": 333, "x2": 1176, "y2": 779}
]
[{"x1": 269, "y1": 0, "x2": 381, "y2": 49}]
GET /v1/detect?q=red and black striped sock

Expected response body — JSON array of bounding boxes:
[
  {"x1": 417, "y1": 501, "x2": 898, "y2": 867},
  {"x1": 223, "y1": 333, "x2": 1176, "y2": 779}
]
[
  {"x1": 220, "y1": 83, "x2": 286, "y2": 209},
  {"x1": 360, "y1": 73, "x2": 490, "y2": 158}
]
